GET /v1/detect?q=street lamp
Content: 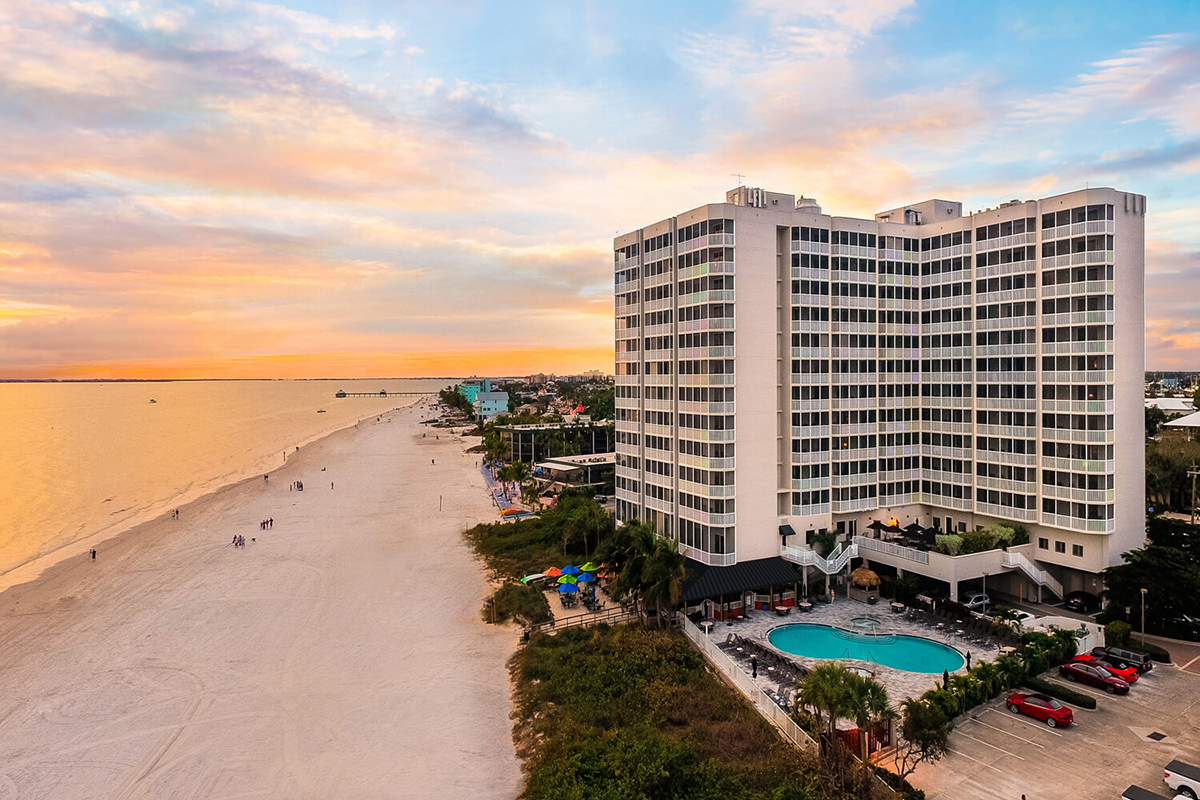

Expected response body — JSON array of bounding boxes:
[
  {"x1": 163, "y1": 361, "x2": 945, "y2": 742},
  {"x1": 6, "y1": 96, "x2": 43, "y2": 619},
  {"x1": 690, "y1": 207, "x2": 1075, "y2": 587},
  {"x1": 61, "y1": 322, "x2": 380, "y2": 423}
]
[{"x1": 1140, "y1": 588, "x2": 1148, "y2": 647}]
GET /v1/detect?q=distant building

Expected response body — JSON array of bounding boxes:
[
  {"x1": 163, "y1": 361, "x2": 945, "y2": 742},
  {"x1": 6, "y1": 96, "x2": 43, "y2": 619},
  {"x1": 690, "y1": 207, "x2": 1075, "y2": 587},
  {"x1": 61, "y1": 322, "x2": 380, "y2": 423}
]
[
  {"x1": 474, "y1": 390, "x2": 509, "y2": 421},
  {"x1": 1146, "y1": 397, "x2": 1195, "y2": 414},
  {"x1": 459, "y1": 377, "x2": 491, "y2": 404},
  {"x1": 1165, "y1": 410, "x2": 1200, "y2": 440},
  {"x1": 497, "y1": 421, "x2": 614, "y2": 463}
]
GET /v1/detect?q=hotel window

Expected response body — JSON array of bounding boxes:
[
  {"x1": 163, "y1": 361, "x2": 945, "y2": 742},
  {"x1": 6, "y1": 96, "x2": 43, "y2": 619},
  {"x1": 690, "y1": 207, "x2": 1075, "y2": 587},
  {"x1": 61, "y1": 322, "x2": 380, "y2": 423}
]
[
  {"x1": 1054, "y1": 541, "x2": 1066, "y2": 554},
  {"x1": 1072, "y1": 544, "x2": 1084, "y2": 557}
]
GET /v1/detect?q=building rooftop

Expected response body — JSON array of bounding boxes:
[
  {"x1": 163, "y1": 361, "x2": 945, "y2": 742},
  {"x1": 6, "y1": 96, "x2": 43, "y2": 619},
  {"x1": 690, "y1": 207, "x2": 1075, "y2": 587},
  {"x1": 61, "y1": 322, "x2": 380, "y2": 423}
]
[
  {"x1": 1146, "y1": 397, "x2": 1195, "y2": 412},
  {"x1": 1166, "y1": 410, "x2": 1200, "y2": 428}
]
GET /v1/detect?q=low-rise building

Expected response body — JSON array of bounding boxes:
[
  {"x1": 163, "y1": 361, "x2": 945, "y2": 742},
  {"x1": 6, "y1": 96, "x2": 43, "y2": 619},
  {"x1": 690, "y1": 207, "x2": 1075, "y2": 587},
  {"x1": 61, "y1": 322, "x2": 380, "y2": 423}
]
[{"x1": 474, "y1": 390, "x2": 509, "y2": 421}]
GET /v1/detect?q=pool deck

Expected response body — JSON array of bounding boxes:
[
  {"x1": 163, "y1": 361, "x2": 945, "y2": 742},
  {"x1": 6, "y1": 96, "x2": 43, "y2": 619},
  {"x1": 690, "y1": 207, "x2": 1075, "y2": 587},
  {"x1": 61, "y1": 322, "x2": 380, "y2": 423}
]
[{"x1": 707, "y1": 599, "x2": 1004, "y2": 702}]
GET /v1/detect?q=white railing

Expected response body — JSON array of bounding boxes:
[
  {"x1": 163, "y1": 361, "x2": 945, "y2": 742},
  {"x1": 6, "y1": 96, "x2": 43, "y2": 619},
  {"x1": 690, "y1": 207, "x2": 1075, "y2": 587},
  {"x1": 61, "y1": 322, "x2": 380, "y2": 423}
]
[
  {"x1": 779, "y1": 541, "x2": 858, "y2": 574},
  {"x1": 677, "y1": 614, "x2": 817, "y2": 753},
  {"x1": 1001, "y1": 551, "x2": 1064, "y2": 598},
  {"x1": 853, "y1": 535, "x2": 930, "y2": 565}
]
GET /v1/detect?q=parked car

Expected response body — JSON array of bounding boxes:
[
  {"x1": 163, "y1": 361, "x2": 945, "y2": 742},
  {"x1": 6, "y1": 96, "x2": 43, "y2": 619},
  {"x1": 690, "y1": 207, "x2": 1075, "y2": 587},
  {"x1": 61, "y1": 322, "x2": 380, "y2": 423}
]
[
  {"x1": 1165, "y1": 759, "x2": 1200, "y2": 799},
  {"x1": 1064, "y1": 590, "x2": 1100, "y2": 613},
  {"x1": 1123, "y1": 786, "x2": 1192, "y2": 800},
  {"x1": 1070, "y1": 654, "x2": 1138, "y2": 683},
  {"x1": 963, "y1": 593, "x2": 992, "y2": 613},
  {"x1": 1091, "y1": 646, "x2": 1154, "y2": 673},
  {"x1": 1011, "y1": 610, "x2": 1038, "y2": 627},
  {"x1": 1059, "y1": 660, "x2": 1130, "y2": 693},
  {"x1": 1006, "y1": 692, "x2": 1073, "y2": 728},
  {"x1": 1166, "y1": 613, "x2": 1200, "y2": 640}
]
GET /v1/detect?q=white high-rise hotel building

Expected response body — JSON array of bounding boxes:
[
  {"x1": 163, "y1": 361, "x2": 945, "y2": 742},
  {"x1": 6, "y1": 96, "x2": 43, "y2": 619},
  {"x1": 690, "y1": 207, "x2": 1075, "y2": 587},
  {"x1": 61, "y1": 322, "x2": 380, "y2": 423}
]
[{"x1": 614, "y1": 187, "x2": 1146, "y2": 601}]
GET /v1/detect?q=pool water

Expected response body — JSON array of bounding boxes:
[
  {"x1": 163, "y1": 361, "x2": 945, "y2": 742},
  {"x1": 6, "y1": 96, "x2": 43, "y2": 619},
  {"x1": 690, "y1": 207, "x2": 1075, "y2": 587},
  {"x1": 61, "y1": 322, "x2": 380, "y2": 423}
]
[{"x1": 768, "y1": 624, "x2": 964, "y2": 674}]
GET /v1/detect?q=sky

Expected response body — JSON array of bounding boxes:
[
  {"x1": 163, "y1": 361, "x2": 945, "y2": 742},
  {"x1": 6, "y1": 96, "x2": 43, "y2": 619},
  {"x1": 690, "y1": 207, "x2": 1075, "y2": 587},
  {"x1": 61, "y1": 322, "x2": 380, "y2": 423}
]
[{"x1": 1, "y1": 0, "x2": 1199, "y2": 379}]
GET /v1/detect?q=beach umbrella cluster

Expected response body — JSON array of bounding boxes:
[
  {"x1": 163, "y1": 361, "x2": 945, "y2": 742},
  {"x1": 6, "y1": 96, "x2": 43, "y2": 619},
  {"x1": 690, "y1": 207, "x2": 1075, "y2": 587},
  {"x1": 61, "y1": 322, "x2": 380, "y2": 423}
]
[{"x1": 547, "y1": 562, "x2": 604, "y2": 596}]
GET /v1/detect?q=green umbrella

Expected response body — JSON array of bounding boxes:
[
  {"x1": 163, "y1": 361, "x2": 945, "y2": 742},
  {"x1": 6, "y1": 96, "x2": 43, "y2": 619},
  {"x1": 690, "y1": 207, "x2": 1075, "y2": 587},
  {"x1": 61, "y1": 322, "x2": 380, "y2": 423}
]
[
  {"x1": 557, "y1": 574, "x2": 578, "y2": 585},
  {"x1": 579, "y1": 562, "x2": 600, "y2": 572}
]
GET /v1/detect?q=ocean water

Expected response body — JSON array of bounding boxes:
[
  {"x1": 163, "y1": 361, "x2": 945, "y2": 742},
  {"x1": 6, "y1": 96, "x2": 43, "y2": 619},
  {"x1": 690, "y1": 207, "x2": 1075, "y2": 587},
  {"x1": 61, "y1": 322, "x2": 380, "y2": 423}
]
[{"x1": 0, "y1": 379, "x2": 451, "y2": 590}]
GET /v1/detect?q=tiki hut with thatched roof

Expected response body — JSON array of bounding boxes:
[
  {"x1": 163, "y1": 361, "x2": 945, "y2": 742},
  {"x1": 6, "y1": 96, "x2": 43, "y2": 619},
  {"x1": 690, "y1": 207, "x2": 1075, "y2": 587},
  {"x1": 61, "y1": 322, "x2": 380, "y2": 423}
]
[{"x1": 848, "y1": 565, "x2": 882, "y2": 603}]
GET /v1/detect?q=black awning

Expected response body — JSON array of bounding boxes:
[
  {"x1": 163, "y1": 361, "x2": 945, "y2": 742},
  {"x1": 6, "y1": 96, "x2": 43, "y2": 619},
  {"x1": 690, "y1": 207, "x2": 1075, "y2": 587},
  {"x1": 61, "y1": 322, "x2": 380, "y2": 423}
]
[
  {"x1": 681, "y1": 556, "x2": 802, "y2": 604},
  {"x1": 779, "y1": 524, "x2": 797, "y2": 540},
  {"x1": 1121, "y1": 786, "x2": 1171, "y2": 800}
]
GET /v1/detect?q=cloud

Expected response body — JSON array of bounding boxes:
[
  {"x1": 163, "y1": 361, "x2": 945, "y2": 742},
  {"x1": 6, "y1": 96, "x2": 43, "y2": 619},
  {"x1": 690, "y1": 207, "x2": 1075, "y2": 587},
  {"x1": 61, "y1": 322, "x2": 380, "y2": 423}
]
[{"x1": 0, "y1": 1, "x2": 1197, "y2": 377}]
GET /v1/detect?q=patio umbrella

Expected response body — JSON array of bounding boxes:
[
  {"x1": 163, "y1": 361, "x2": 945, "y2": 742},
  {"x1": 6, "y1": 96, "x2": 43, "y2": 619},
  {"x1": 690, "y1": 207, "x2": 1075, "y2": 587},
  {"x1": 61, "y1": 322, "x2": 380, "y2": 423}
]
[
  {"x1": 544, "y1": 567, "x2": 563, "y2": 578},
  {"x1": 557, "y1": 583, "x2": 579, "y2": 594},
  {"x1": 903, "y1": 523, "x2": 923, "y2": 534},
  {"x1": 579, "y1": 562, "x2": 600, "y2": 572},
  {"x1": 557, "y1": 574, "x2": 578, "y2": 584},
  {"x1": 866, "y1": 520, "x2": 887, "y2": 531},
  {"x1": 576, "y1": 572, "x2": 596, "y2": 583},
  {"x1": 521, "y1": 573, "x2": 545, "y2": 583},
  {"x1": 561, "y1": 565, "x2": 582, "y2": 576}
]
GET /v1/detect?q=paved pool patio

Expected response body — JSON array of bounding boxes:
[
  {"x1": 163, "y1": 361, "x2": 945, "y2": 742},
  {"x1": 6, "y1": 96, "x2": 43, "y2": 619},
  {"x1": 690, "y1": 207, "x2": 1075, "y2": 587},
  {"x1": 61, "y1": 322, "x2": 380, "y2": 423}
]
[{"x1": 704, "y1": 598, "x2": 1008, "y2": 701}]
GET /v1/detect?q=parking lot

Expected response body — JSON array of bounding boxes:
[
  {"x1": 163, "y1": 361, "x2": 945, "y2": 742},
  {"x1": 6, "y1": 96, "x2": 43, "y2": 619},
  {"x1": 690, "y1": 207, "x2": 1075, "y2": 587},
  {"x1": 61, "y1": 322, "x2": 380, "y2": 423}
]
[{"x1": 913, "y1": 664, "x2": 1200, "y2": 800}]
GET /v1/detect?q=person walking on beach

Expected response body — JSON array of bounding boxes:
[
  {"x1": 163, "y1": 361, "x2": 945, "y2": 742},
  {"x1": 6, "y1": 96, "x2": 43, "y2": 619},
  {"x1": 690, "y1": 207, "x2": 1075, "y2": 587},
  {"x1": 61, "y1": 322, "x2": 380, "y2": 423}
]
[
  {"x1": 90, "y1": 548, "x2": 96, "y2": 560},
  {"x1": 751, "y1": 655, "x2": 758, "y2": 679},
  {"x1": 331, "y1": 482, "x2": 334, "y2": 489},
  {"x1": 269, "y1": 518, "x2": 273, "y2": 528}
]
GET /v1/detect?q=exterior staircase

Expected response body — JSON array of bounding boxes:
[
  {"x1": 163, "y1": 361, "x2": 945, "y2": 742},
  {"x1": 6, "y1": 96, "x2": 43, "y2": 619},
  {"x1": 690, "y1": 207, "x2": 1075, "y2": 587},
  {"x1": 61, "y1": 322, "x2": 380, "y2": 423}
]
[
  {"x1": 1001, "y1": 551, "x2": 1064, "y2": 599},
  {"x1": 780, "y1": 540, "x2": 858, "y2": 574}
]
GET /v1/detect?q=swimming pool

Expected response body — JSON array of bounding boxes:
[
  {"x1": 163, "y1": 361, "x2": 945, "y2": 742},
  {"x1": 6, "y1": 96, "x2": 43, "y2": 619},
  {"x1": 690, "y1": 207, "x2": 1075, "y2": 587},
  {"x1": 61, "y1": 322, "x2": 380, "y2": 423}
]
[{"x1": 768, "y1": 624, "x2": 964, "y2": 674}]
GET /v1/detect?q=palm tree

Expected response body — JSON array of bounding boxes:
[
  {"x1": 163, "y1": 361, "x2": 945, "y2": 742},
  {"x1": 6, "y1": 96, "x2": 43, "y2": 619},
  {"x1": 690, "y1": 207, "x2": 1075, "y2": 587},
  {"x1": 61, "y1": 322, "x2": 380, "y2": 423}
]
[
  {"x1": 947, "y1": 673, "x2": 980, "y2": 710},
  {"x1": 598, "y1": 520, "x2": 656, "y2": 617},
  {"x1": 845, "y1": 672, "x2": 893, "y2": 788},
  {"x1": 797, "y1": 663, "x2": 854, "y2": 789},
  {"x1": 640, "y1": 538, "x2": 692, "y2": 627},
  {"x1": 972, "y1": 661, "x2": 1002, "y2": 699}
]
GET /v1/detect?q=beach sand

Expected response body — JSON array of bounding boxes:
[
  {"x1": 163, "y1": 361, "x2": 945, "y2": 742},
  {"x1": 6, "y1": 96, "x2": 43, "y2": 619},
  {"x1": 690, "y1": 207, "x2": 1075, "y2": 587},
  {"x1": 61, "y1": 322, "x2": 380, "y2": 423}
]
[{"x1": 0, "y1": 403, "x2": 522, "y2": 800}]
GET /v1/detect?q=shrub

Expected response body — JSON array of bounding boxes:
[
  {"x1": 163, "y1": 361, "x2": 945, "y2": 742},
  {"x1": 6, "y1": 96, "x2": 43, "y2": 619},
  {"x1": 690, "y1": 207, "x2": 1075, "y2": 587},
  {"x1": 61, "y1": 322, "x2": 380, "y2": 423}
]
[
  {"x1": 870, "y1": 766, "x2": 927, "y2": 800},
  {"x1": 920, "y1": 687, "x2": 960, "y2": 719},
  {"x1": 894, "y1": 573, "x2": 922, "y2": 605},
  {"x1": 1011, "y1": 524, "x2": 1030, "y2": 545},
  {"x1": 1022, "y1": 676, "x2": 1097, "y2": 709},
  {"x1": 1132, "y1": 641, "x2": 1172, "y2": 663},
  {"x1": 934, "y1": 534, "x2": 962, "y2": 555},
  {"x1": 1104, "y1": 620, "x2": 1132, "y2": 648},
  {"x1": 485, "y1": 581, "x2": 551, "y2": 625},
  {"x1": 812, "y1": 530, "x2": 837, "y2": 557}
]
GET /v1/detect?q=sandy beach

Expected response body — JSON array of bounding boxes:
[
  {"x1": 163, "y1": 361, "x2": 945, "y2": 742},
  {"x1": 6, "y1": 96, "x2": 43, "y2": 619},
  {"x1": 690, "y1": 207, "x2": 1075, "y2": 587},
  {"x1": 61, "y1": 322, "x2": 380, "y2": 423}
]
[{"x1": 0, "y1": 403, "x2": 522, "y2": 800}]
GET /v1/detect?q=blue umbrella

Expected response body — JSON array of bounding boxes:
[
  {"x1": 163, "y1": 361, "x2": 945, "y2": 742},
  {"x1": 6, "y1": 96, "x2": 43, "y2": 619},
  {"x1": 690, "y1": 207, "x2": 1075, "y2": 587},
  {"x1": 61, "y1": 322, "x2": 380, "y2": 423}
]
[
  {"x1": 575, "y1": 572, "x2": 596, "y2": 583},
  {"x1": 557, "y1": 583, "x2": 579, "y2": 594},
  {"x1": 561, "y1": 565, "x2": 581, "y2": 576}
]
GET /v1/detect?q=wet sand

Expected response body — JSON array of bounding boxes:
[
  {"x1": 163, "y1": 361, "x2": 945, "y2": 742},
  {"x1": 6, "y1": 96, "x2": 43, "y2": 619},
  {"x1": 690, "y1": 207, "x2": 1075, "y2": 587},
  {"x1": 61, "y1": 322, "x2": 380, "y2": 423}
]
[{"x1": 0, "y1": 403, "x2": 521, "y2": 800}]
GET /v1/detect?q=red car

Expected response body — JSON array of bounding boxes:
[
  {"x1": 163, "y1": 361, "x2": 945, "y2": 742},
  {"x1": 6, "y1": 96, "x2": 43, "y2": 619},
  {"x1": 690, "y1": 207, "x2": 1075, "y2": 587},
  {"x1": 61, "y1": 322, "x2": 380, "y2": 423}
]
[
  {"x1": 1007, "y1": 692, "x2": 1074, "y2": 728},
  {"x1": 1072, "y1": 654, "x2": 1138, "y2": 683},
  {"x1": 1059, "y1": 660, "x2": 1131, "y2": 694}
]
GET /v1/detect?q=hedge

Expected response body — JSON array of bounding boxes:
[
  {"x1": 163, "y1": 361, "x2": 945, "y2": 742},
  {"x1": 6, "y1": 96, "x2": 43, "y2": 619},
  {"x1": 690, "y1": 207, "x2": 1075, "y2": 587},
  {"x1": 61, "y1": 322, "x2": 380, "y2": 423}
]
[
  {"x1": 1022, "y1": 676, "x2": 1097, "y2": 710},
  {"x1": 1133, "y1": 642, "x2": 1172, "y2": 663},
  {"x1": 870, "y1": 766, "x2": 926, "y2": 800}
]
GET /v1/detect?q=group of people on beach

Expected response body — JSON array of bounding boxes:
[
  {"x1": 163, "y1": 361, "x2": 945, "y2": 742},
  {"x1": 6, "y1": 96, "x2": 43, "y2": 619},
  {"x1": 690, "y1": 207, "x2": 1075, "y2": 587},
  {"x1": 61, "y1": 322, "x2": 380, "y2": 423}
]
[
  {"x1": 231, "y1": 535, "x2": 249, "y2": 548},
  {"x1": 290, "y1": 481, "x2": 304, "y2": 491},
  {"x1": 260, "y1": 518, "x2": 273, "y2": 530}
]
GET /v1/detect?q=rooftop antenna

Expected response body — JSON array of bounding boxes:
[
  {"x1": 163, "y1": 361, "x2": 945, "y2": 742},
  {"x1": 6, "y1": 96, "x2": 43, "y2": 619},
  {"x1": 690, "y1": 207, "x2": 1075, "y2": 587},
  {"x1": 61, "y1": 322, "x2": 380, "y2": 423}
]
[{"x1": 732, "y1": 173, "x2": 745, "y2": 185}]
